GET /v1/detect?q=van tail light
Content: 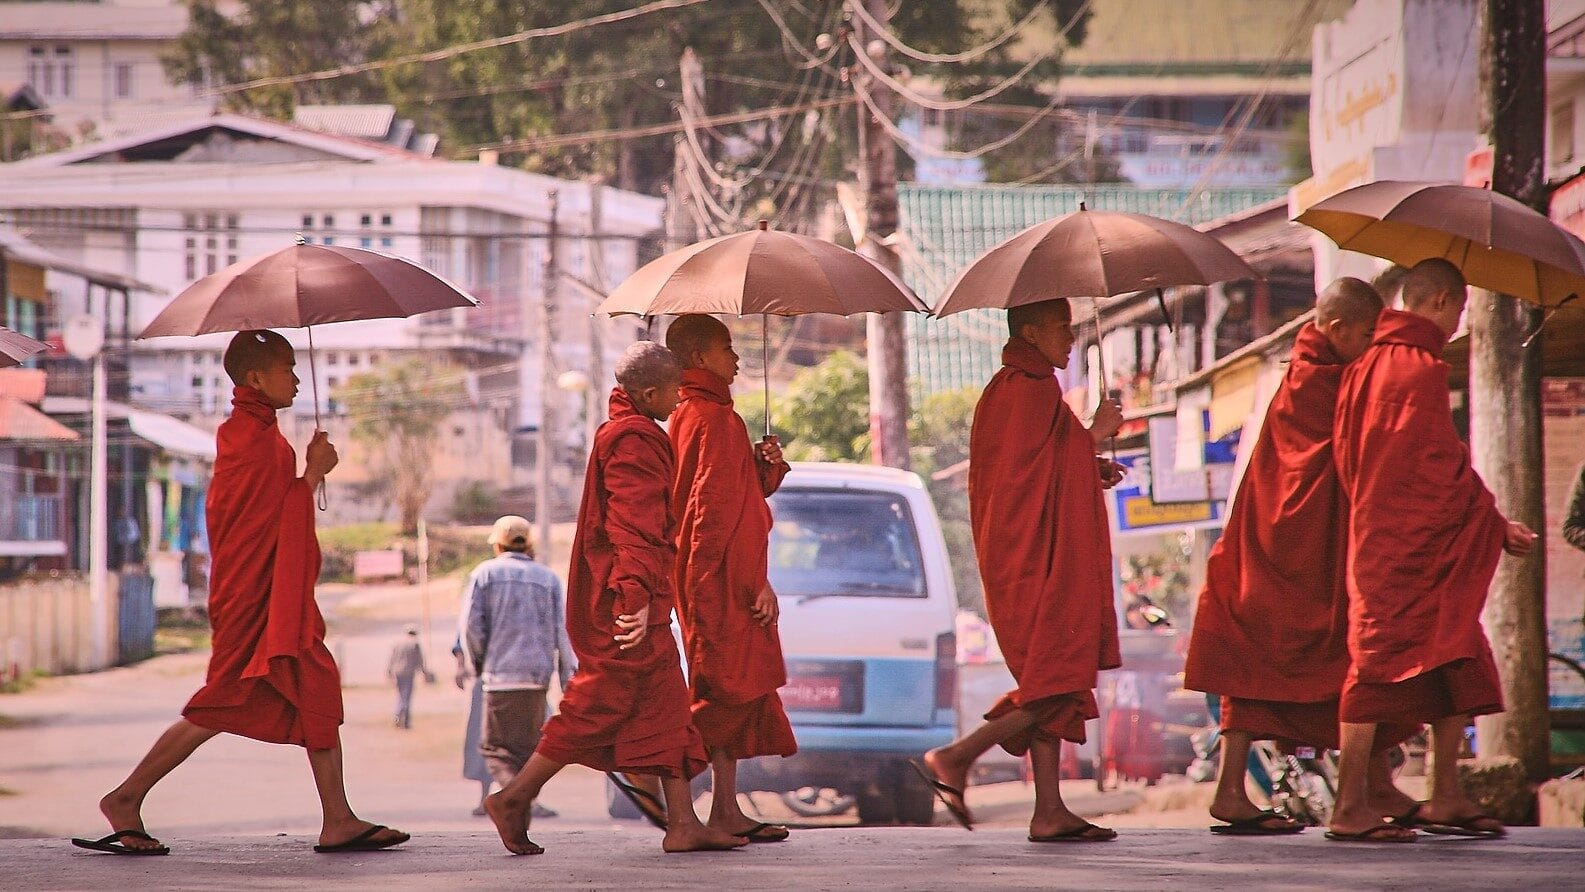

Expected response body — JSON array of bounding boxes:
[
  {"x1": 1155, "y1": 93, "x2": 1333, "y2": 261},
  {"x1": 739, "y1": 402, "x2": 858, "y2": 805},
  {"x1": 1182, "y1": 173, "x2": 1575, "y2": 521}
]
[{"x1": 935, "y1": 631, "x2": 957, "y2": 710}]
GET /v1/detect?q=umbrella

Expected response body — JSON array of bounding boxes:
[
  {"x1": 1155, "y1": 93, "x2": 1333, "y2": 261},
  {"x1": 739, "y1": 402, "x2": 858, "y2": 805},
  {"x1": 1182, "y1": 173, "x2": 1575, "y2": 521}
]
[
  {"x1": 139, "y1": 242, "x2": 478, "y2": 507},
  {"x1": 0, "y1": 325, "x2": 48, "y2": 369},
  {"x1": 1295, "y1": 180, "x2": 1585, "y2": 342},
  {"x1": 934, "y1": 204, "x2": 1257, "y2": 413},
  {"x1": 598, "y1": 221, "x2": 927, "y2": 433}
]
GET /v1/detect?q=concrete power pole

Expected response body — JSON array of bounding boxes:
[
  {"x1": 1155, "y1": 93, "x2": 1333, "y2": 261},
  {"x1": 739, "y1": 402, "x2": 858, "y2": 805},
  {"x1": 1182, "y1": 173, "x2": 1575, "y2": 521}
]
[
  {"x1": 1472, "y1": 0, "x2": 1549, "y2": 780},
  {"x1": 537, "y1": 190, "x2": 561, "y2": 561},
  {"x1": 585, "y1": 178, "x2": 608, "y2": 453},
  {"x1": 853, "y1": 0, "x2": 911, "y2": 471}
]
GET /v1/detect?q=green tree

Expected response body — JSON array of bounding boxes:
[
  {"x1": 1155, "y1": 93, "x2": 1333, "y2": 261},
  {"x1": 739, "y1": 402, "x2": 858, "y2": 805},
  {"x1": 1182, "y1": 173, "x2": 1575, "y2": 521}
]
[
  {"x1": 743, "y1": 349, "x2": 871, "y2": 462},
  {"x1": 909, "y1": 388, "x2": 984, "y2": 615},
  {"x1": 336, "y1": 358, "x2": 465, "y2": 534}
]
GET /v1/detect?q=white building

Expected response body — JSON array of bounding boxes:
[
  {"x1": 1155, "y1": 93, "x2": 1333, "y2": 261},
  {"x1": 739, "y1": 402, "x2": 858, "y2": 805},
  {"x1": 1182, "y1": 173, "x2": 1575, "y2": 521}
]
[
  {"x1": 0, "y1": 0, "x2": 215, "y2": 141},
  {"x1": 0, "y1": 113, "x2": 664, "y2": 521}
]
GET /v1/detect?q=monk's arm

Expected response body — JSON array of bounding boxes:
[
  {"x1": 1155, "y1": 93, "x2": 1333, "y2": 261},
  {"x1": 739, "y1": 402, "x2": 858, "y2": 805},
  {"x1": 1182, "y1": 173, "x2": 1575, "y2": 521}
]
[
  {"x1": 603, "y1": 434, "x2": 677, "y2": 618},
  {"x1": 1565, "y1": 465, "x2": 1585, "y2": 553}
]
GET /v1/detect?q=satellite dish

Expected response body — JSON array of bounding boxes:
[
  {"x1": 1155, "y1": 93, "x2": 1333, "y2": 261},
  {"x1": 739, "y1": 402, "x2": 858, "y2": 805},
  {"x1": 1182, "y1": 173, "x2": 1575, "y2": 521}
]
[{"x1": 62, "y1": 315, "x2": 105, "y2": 360}]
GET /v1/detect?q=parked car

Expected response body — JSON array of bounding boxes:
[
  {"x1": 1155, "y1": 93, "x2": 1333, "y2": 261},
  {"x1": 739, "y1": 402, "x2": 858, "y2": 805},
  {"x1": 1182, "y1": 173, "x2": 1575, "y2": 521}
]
[{"x1": 608, "y1": 461, "x2": 959, "y2": 825}]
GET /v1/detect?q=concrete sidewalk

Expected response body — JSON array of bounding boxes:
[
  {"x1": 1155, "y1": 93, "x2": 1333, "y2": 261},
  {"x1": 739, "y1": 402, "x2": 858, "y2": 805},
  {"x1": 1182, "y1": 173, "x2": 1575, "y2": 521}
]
[{"x1": 14, "y1": 827, "x2": 1584, "y2": 891}]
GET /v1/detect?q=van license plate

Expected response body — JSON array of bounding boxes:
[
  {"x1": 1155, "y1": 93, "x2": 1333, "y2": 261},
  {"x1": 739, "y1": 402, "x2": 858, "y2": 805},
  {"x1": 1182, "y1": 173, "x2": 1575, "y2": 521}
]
[{"x1": 781, "y1": 676, "x2": 844, "y2": 710}]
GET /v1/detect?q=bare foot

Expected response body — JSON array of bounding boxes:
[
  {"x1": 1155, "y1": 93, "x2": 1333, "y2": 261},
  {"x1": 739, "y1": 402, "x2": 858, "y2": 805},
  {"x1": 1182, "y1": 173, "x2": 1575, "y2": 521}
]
[
  {"x1": 98, "y1": 790, "x2": 164, "y2": 853},
  {"x1": 921, "y1": 748, "x2": 974, "y2": 823},
  {"x1": 662, "y1": 823, "x2": 750, "y2": 853},
  {"x1": 1328, "y1": 802, "x2": 1415, "y2": 840},
  {"x1": 483, "y1": 792, "x2": 544, "y2": 855}
]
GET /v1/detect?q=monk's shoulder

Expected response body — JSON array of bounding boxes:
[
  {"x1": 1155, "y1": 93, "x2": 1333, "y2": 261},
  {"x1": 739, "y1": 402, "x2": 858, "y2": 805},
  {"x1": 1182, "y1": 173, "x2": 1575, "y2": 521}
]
[{"x1": 1366, "y1": 345, "x2": 1450, "y2": 409}]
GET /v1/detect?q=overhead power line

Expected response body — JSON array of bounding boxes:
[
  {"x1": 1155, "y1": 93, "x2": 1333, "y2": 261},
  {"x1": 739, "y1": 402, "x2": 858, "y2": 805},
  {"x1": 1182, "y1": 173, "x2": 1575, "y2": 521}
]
[{"x1": 847, "y1": 0, "x2": 1054, "y2": 65}]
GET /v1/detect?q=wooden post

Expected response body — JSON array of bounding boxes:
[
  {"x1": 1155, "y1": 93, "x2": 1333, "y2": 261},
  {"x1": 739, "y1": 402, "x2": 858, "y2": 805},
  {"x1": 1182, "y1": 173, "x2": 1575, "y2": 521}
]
[
  {"x1": 1471, "y1": 0, "x2": 1550, "y2": 780},
  {"x1": 854, "y1": 0, "x2": 911, "y2": 471}
]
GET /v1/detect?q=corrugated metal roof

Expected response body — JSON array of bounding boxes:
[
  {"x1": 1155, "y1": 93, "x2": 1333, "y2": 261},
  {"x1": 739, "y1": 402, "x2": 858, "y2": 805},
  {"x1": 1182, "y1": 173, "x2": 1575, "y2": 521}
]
[
  {"x1": 0, "y1": 369, "x2": 47, "y2": 403},
  {"x1": 0, "y1": 396, "x2": 77, "y2": 442},
  {"x1": 897, "y1": 184, "x2": 1288, "y2": 396},
  {"x1": 0, "y1": 224, "x2": 161, "y2": 292},
  {"x1": 293, "y1": 105, "x2": 398, "y2": 141},
  {"x1": 1040, "y1": 0, "x2": 1352, "y2": 71}
]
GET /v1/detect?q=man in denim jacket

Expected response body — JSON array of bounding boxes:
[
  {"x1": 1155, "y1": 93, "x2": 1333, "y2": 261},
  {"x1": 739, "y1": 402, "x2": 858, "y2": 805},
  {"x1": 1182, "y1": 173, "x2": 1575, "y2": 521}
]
[{"x1": 460, "y1": 516, "x2": 577, "y2": 808}]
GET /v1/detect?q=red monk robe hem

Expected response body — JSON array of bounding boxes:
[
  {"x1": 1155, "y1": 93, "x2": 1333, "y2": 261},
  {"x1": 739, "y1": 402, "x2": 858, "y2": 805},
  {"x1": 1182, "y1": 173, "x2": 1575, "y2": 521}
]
[
  {"x1": 669, "y1": 367, "x2": 796, "y2": 759},
  {"x1": 1333, "y1": 310, "x2": 1506, "y2": 720},
  {"x1": 970, "y1": 339, "x2": 1120, "y2": 754},
  {"x1": 182, "y1": 386, "x2": 341, "y2": 752},
  {"x1": 1220, "y1": 696, "x2": 1416, "y2": 752},
  {"x1": 535, "y1": 388, "x2": 706, "y2": 779},
  {"x1": 1185, "y1": 324, "x2": 1353, "y2": 706}
]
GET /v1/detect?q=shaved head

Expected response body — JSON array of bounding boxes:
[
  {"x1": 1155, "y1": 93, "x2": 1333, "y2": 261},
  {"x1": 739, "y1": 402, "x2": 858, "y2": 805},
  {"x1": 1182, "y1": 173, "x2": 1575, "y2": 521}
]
[
  {"x1": 664, "y1": 314, "x2": 731, "y2": 369},
  {"x1": 1315, "y1": 277, "x2": 1384, "y2": 327},
  {"x1": 1400, "y1": 258, "x2": 1466, "y2": 310},
  {"x1": 615, "y1": 341, "x2": 682, "y2": 392},
  {"x1": 223, "y1": 329, "x2": 292, "y2": 386},
  {"x1": 1006, "y1": 298, "x2": 1072, "y2": 338}
]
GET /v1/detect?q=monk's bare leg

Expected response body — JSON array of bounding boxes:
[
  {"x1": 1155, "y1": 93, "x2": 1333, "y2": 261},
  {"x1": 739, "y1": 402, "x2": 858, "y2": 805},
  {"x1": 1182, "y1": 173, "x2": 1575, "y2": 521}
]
[
  {"x1": 1330, "y1": 722, "x2": 1410, "y2": 838},
  {"x1": 660, "y1": 775, "x2": 749, "y2": 853},
  {"x1": 1365, "y1": 747, "x2": 1418, "y2": 820},
  {"x1": 306, "y1": 743, "x2": 410, "y2": 850},
  {"x1": 703, "y1": 749, "x2": 785, "y2": 837},
  {"x1": 484, "y1": 753, "x2": 558, "y2": 854},
  {"x1": 1420, "y1": 715, "x2": 1502, "y2": 833},
  {"x1": 1028, "y1": 738, "x2": 1113, "y2": 840},
  {"x1": 1209, "y1": 730, "x2": 1262, "y2": 821},
  {"x1": 98, "y1": 719, "x2": 218, "y2": 851},
  {"x1": 923, "y1": 707, "x2": 1041, "y2": 820}
]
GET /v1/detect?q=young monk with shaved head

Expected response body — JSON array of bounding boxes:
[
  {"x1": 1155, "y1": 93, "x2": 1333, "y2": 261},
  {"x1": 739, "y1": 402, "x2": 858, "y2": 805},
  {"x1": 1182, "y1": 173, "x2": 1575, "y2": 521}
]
[
  {"x1": 484, "y1": 342, "x2": 747, "y2": 855},
  {"x1": 74, "y1": 330, "x2": 408, "y2": 856},
  {"x1": 661, "y1": 314, "x2": 795, "y2": 843},
  {"x1": 916, "y1": 298, "x2": 1127, "y2": 842},
  {"x1": 1328, "y1": 258, "x2": 1537, "y2": 842},
  {"x1": 1186, "y1": 278, "x2": 1418, "y2": 835}
]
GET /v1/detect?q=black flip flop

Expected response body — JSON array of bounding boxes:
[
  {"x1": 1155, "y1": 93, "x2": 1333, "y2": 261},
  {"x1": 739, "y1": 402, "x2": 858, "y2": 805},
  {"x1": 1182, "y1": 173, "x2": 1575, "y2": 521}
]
[
  {"x1": 1209, "y1": 810, "x2": 1305, "y2": 835},
  {"x1": 740, "y1": 821, "x2": 790, "y2": 843},
  {"x1": 1324, "y1": 823, "x2": 1417, "y2": 843},
  {"x1": 908, "y1": 759, "x2": 973, "y2": 830},
  {"x1": 1419, "y1": 813, "x2": 1505, "y2": 838},
  {"x1": 607, "y1": 772, "x2": 669, "y2": 830},
  {"x1": 1391, "y1": 803, "x2": 1426, "y2": 828},
  {"x1": 1029, "y1": 822, "x2": 1118, "y2": 843},
  {"x1": 313, "y1": 824, "x2": 410, "y2": 853},
  {"x1": 70, "y1": 830, "x2": 169, "y2": 856}
]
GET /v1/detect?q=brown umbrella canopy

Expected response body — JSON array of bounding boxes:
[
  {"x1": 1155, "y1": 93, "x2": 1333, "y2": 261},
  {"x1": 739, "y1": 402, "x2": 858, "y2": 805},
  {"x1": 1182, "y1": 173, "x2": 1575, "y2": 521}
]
[
  {"x1": 139, "y1": 244, "x2": 478, "y2": 338},
  {"x1": 1295, "y1": 181, "x2": 1585, "y2": 308},
  {"x1": 0, "y1": 325, "x2": 48, "y2": 368},
  {"x1": 933, "y1": 206, "x2": 1256, "y2": 316},
  {"x1": 598, "y1": 223, "x2": 926, "y2": 317}
]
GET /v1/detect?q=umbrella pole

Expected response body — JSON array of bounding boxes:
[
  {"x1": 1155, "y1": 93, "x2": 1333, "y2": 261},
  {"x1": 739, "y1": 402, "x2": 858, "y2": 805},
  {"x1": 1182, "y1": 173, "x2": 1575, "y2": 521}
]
[
  {"x1": 307, "y1": 324, "x2": 327, "y2": 511},
  {"x1": 1091, "y1": 297, "x2": 1119, "y2": 462},
  {"x1": 762, "y1": 314, "x2": 772, "y2": 440}
]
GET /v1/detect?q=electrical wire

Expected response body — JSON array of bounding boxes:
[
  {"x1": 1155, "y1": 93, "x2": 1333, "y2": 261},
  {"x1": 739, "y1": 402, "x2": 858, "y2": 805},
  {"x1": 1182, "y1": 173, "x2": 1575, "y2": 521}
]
[{"x1": 848, "y1": 0, "x2": 1054, "y2": 65}]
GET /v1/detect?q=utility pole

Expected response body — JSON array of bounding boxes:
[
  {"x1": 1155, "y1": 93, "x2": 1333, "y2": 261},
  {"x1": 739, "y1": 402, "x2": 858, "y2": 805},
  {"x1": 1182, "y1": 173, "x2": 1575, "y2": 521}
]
[
  {"x1": 1472, "y1": 0, "x2": 1549, "y2": 780},
  {"x1": 585, "y1": 177, "x2": 608, "y2": 454},
  {"x1": 537, "y1": 190, "x2": 560, "y2": 562},
  {"x1": 853, "y1": 0, "x2": 911, "y2": 471}
]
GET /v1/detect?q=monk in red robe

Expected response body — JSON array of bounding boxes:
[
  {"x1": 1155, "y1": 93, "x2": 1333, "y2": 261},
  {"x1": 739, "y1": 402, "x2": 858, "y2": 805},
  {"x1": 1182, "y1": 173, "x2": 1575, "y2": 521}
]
[
  {"x1": 75, "y1": 330, "x2": 407, "y2": 856},
  {"x1": 1185, "y1": 278, "x2": 1418, "y2": 834},
  {"x1": 1328, "y1": 259, "x2": 1536, "y2": 842},
  {"x1": 484, "y1": 342, "x2": 747, "y2": 855},
  {"x1": 663, "y1": 315, "x2": 795, "y2": 843},
  {"x1": 917, "y1": 298, "x2": 1125, "y2": 842}
]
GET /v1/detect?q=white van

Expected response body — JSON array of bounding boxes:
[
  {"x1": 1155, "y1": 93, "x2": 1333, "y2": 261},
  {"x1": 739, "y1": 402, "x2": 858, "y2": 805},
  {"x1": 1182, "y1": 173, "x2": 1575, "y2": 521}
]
[{"x1": 733, "y1": 461, "x2": 960, "y2": 824}]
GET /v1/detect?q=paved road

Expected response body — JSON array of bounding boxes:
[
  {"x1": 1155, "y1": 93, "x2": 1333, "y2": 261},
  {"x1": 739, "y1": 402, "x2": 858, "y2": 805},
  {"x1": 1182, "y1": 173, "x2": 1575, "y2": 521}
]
[{"x1": 10, "y1": 827, "x2": 1585, "y2": 891}]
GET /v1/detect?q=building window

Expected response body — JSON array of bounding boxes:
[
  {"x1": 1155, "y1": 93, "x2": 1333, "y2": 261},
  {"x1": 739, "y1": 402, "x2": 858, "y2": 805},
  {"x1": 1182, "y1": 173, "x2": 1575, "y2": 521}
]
[
  {"x1": 183, "y1": 213, "x2": 234, "y2": 281},
  {"x1": 26, "y1": 46, "x2": 75, "y2": 99},
  {"x1": 1552, "y1": 102, "x2": 1576, "y2": 166},
  {"x1": 113, "y1": 62, "x2": 134, "y2": 99},
  {"x1": 380, "y1": 214, "x2": 393, "y2": 226},
  {"x1": 380, "y1": 237, "x2": 393, "y2": 248}
]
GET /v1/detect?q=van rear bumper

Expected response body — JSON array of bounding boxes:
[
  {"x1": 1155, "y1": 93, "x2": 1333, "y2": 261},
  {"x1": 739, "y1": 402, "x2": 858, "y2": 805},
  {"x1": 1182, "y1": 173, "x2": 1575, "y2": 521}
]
[
  {"x1": 738, "y1": 724, "x2": 956, "y2": 792},
  {"x1": 788, "y1": 723, "x2": 957, "y2": 753}
]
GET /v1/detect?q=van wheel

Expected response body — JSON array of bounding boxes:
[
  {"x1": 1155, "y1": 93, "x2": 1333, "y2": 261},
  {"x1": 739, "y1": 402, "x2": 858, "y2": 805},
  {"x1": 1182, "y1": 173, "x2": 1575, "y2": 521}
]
[{"x1": 891, "y1": 760, "x2": 938, "y2": 826}]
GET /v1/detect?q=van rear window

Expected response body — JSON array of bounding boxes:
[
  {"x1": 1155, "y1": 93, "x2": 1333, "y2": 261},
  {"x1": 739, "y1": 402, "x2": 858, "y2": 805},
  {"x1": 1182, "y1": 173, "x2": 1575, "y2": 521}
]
[{"x1": 767, "y1": 489, "x2": 927, "y2": 600}]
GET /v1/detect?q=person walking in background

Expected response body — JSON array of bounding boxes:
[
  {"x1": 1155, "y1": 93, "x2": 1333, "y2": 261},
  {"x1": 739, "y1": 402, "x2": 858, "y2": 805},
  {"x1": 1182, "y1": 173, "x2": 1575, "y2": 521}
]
[
  {"x1": 387, "y1": 625, "x2": 433, "y2": 730},
  {"x1": 452, "y1": 638, "x2": 494, "y2": 816},
  {"x1": 459, "y1": 515, "x2": 574, "y2": 819}
]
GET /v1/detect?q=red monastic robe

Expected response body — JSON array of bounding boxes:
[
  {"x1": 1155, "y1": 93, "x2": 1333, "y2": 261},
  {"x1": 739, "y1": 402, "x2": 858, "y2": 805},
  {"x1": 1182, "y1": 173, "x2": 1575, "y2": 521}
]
[
  {"x1": 183, "y1": 386, "x2": 341, "y2": 750},
  {"x1": 1334, "y1": 309, "x2": 1506, "y2": 725},
  {"x1": 668, "y1": 368, "x2": 797, "y2": 759},
  {"x1": 970, "y1": 338, "x2": 1121, "y2": 754},
  {"x1": 535, "y1": 388, "x2": 708, "y2": 779},
  {"x1": 1184, "y1": 324, "x2": 1360, "y2": 749}
]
